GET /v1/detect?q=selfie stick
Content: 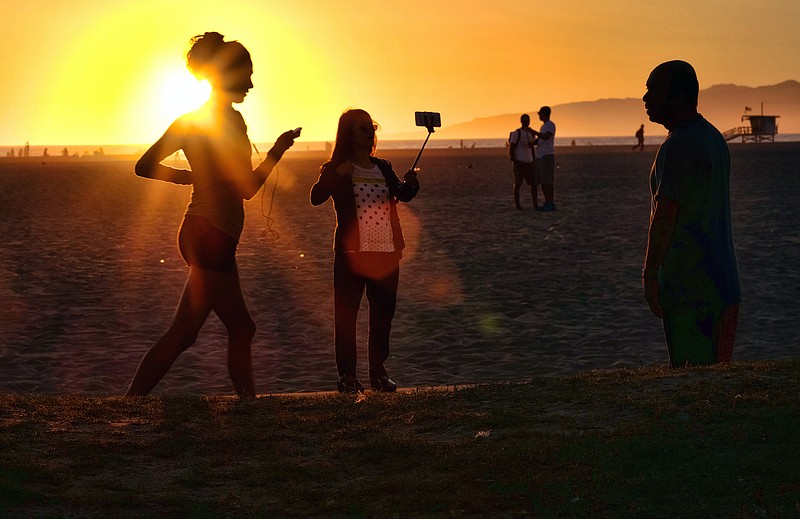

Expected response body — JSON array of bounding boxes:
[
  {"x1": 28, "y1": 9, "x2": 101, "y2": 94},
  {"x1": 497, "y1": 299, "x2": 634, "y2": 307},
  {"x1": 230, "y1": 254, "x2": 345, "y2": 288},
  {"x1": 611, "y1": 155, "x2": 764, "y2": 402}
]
[{"x1": 409, "y1": 123, "x2": 435, "y2": 172}]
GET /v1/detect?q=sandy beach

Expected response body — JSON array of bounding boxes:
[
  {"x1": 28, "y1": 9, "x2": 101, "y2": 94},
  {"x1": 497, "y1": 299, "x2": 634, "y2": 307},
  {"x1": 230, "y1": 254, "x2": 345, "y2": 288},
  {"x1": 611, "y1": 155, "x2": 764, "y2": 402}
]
[{"x1": 0, "y1": 143, "x2": 797, "y2": 394}]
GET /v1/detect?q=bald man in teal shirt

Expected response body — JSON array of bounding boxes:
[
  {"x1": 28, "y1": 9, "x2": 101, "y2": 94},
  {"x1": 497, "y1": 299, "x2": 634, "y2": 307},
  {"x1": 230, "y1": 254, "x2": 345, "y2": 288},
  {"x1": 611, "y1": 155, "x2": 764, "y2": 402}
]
[{"x1": 642, "y1": 60, "x2": 741, "y2": 366}]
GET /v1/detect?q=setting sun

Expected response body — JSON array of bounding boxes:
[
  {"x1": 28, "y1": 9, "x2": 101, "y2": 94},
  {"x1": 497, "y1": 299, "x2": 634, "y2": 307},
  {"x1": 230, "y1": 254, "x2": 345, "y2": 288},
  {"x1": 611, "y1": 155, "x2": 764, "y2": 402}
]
[
  {"x1": 157, "y1": 68, "x2": 211, "y2": 119},
  {"x1": 0, "y1": 0, "x2": 798, "y2": 146}
]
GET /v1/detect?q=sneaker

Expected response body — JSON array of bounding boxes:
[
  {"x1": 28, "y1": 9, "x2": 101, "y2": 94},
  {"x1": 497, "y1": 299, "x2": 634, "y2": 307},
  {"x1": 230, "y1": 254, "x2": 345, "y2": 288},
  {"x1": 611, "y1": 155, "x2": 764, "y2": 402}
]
[
  {"x1": 540, "y1": 203, "x2": 556, "y2": 212},
  {"x1": 370, "y1": 375, "x2": 398, "y2": 392},
  {"x1": 337, "y1": 375, "x2": 364, "y2": 394}
]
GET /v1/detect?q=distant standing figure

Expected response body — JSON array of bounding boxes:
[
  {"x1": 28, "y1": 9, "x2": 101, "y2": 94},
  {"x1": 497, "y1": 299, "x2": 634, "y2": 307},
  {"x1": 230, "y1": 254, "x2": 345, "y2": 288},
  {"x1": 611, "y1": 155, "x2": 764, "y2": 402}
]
[
  {"x1": 508, "y1": 114, "x2": 538, "y2": 209},
  {"x1": 125, "y1": 32, "x2": 299, "y2": 398},
  {"x1": 310, "y1": 109, "x2": 419, "y2": 393},
  {"x1": 641, "y1": 60, "x2": 741, "y2": 367},
  {"x1": 532, "y1": 106, "x2": 556, "y2": 211},
  {"x1": 633, "y1": 124, "x2": 645, "y2": 151}
]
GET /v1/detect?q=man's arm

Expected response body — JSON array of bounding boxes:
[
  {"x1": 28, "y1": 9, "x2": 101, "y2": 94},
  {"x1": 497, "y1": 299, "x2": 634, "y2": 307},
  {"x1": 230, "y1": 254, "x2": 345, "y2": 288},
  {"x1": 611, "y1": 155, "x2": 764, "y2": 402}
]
[
  {"x1": 642, "y1": 196, "x2": 679, "y2": 318},
  {"x1": 509, "y1": 130, "x2": 518, "y2": 160}
]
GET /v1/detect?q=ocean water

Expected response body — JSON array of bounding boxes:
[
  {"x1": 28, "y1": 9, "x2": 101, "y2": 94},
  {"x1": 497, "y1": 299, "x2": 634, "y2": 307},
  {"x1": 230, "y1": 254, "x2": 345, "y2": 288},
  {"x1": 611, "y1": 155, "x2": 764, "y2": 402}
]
[
  {"x1": 6, "y1": 134, "x2": 800, "y2": 158},
  {"x1": 347, "y1": 133, "x2": 800, "y2": 150}
]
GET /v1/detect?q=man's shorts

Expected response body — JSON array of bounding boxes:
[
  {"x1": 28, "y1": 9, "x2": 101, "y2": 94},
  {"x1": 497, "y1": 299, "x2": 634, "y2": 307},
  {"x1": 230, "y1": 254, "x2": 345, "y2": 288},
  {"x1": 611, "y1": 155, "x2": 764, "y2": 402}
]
[
  {"x1": 513, "y1": 160, "x2": 536, "y2": 186},
  {"x1": 536, "y1": 154, "x2": 555, "y2": 185},
  {"x1": 662, "y1": 303, "x2": 739, "y2": 366}
]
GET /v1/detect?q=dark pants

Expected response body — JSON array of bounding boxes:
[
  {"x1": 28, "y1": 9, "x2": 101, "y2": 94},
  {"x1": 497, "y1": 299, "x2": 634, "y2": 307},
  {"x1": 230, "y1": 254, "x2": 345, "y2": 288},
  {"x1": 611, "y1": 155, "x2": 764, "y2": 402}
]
[{"x1": 334, "y1": 252, "x2": 400, "y2": 379}]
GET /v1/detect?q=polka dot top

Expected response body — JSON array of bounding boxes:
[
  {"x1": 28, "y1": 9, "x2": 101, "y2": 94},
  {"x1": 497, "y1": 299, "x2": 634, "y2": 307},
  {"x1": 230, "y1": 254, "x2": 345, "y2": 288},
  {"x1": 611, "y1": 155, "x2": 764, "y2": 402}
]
[{"x1": 351, "y1": 163, "x2": 395, "y2": 252}]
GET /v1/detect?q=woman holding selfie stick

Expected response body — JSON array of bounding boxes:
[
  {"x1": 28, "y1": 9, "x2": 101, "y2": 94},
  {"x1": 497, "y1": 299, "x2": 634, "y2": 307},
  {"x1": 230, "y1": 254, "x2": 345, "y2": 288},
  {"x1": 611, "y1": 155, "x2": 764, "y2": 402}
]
[
  {"x1": 125, "y1": 32, "x2": 299, "y2": 398},
  {"x1": 310, "y1": 109, "x2": 419, "y2": 393}
]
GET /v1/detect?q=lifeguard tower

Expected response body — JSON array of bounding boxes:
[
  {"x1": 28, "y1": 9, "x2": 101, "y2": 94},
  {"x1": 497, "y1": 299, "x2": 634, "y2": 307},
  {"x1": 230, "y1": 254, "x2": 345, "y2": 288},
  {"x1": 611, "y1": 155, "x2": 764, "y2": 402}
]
[{"x1": 723, "y1": 104, "x2": 779, "y2": 143}]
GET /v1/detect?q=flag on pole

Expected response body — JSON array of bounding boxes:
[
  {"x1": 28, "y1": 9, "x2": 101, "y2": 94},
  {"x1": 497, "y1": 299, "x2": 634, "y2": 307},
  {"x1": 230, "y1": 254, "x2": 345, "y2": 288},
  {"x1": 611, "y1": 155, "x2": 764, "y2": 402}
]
[{"x1": 744, "y1": 106, "x2": 752, "y2": 113}]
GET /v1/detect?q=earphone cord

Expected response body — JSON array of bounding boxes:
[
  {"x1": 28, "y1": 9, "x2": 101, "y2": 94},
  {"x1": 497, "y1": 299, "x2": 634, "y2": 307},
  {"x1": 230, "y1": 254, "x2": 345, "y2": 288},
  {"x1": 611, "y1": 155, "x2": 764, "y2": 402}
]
[{"x1": 253, "y1": 143, "x2": 280, "y2": 240}]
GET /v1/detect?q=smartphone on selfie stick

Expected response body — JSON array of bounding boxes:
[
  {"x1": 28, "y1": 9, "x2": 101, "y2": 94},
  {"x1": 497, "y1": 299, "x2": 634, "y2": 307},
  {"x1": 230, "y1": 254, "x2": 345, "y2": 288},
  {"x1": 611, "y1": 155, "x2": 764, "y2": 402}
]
[{"x1": 409, "y1": 111, "x2": 441, "y2": 172}]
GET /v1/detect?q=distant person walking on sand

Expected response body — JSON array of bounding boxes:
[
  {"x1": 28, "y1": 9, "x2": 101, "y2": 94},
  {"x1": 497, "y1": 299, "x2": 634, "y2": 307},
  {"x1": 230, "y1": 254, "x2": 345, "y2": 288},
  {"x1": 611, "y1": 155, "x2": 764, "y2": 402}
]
[
  {"x1": 641, "y1": 60, "x2": 741, "y2": 367},
  {"x1": 310, "y1": 109, "x2": 419, "y2": 394},
  {"x1": 633, "y1": 124, "x2": 645, "y2": 151},
  {"x1": 508, "y1": 114, "x2": 538, "y2": 210},
  {"x1": 125, "y1": 32, "x2": 299, "y2": 398},
  {"x1": 532, "y1": 106, "x2": 556, "y2": 211}
]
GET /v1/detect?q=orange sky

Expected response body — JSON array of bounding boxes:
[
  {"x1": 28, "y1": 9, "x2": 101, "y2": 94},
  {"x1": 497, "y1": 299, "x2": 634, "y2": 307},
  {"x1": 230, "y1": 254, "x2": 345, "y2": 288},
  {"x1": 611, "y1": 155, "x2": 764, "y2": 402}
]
[{"x1": 2, "y1": 0, "x2": 798, "y2": 146}]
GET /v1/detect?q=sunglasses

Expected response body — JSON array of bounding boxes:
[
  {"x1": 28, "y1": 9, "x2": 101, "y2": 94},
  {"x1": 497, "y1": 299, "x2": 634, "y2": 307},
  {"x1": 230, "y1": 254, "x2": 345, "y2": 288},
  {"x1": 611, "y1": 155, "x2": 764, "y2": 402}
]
[{"x1": 355, "y1": 124, "x2": 379, "y2": 133}]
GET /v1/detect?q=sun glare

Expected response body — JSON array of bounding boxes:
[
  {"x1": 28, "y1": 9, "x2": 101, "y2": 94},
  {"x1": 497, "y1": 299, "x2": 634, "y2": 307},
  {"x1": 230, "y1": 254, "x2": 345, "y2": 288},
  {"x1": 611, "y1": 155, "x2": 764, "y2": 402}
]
[{"x1": 158, "y1": 68, "x2": 211, "y2": 118}]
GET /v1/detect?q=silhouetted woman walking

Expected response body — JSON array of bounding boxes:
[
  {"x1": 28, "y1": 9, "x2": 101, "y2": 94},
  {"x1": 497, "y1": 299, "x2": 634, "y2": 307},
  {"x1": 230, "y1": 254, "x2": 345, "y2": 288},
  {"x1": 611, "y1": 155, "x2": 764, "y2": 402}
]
[
  {"x1": 126, "y1": 32, "x2": 298, "y2": 398},
  {"x1": 310, "y1": 109, "x2": 419, "y2": 393}
]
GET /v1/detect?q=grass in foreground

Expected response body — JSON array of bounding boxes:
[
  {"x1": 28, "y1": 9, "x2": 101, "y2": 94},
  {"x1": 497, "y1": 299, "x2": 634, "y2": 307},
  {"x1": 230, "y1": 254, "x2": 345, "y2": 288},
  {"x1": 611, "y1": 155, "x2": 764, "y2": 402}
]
[{"x1": 1, "y1": 360, "x2": 799, "y2": 518}]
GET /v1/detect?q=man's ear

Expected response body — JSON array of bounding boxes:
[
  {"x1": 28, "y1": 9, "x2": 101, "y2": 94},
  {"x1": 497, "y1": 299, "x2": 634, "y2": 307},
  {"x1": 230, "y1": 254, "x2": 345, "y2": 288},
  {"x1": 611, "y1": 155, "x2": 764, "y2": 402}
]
[{"x1": 669, "y1": 89, "x2": 688, "y2": 109}]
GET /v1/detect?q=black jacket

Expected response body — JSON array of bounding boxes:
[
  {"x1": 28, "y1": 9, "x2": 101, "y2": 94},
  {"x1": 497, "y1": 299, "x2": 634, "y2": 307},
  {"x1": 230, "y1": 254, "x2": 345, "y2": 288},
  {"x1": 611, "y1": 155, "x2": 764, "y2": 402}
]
[{"x1": 310, "y1": 157, "x2": 419, "y2": 253}]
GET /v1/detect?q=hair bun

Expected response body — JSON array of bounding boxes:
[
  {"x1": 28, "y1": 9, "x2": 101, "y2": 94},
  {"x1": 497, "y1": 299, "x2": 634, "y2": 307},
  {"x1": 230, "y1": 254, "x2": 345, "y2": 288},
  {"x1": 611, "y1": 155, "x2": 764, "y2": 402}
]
[
  {"x1": 186, "y1": 32, "x2": 226, "y2": 79},
  {"x1": 201, "y1": 32, "x2": 225, "y2": 44}
]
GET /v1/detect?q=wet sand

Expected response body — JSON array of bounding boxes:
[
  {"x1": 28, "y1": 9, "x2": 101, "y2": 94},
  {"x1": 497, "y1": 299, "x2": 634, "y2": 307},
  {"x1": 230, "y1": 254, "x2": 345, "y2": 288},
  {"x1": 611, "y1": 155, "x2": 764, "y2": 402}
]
[{"x1": 0, "y1": 143, "x2": 797, "y2": 394}]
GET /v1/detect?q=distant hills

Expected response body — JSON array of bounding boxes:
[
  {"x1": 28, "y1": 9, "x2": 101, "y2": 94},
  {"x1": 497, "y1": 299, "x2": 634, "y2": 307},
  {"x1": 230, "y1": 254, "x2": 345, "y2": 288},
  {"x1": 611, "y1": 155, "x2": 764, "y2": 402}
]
[{"x1": 425, "y1": 80, "x2": 800, "y2": 139}]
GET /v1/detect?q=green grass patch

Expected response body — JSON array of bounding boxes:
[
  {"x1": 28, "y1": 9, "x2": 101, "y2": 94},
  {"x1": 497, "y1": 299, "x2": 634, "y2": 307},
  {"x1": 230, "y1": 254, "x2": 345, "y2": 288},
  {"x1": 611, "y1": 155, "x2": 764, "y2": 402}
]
[{"x1": 1, "y1": 360, "x2": 799, "y2": 517}]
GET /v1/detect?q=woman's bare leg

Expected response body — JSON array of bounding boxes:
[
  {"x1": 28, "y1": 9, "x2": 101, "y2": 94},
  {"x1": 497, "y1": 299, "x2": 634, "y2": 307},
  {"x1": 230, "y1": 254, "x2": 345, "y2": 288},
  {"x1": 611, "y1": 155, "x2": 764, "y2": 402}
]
[
  {"x1": 125, "y1": 266, "x2": 228, "y2": 396},
  {"x1": 212, "y1": 264, "x2": 257, "y2": 398}
]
